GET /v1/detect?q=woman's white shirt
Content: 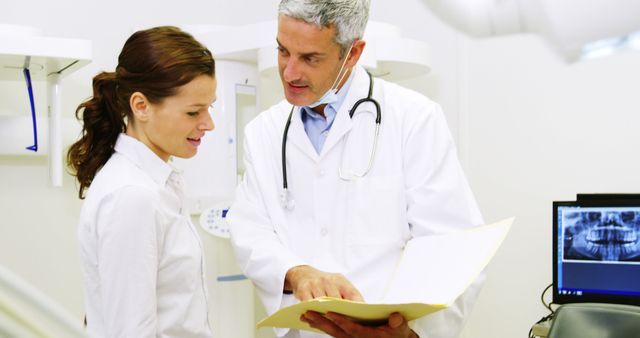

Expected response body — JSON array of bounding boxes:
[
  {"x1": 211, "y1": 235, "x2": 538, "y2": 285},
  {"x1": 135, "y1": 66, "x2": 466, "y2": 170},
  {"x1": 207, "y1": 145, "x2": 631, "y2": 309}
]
[{"x1": 77, "y1": 133, "x2": 213, "y2": 338}]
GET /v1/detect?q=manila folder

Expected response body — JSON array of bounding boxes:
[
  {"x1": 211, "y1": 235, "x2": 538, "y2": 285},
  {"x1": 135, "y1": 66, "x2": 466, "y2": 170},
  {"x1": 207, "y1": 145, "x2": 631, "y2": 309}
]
[{"x1": 257, "y1": 217, "x2": 513, "y2": 331}]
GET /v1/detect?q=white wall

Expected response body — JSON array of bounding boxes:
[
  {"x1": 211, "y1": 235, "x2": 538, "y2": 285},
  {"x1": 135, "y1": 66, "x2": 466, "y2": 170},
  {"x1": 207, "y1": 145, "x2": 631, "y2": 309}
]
[
  {"x1": 371, "y1": 0, "x2": 465, "y2": 141},
  {"x1": 375, "y1": 3, "x2": 640, "y2": 337},
  {"x1": 460, "y1": 34, "x2": 640, "y2": 338}
]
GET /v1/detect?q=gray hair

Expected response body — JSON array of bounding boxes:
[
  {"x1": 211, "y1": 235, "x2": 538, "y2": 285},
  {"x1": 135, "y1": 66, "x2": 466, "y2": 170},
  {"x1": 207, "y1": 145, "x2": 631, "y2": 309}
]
[{"x1": 278, "y1": 0, "x2": 370, "y2": 57}]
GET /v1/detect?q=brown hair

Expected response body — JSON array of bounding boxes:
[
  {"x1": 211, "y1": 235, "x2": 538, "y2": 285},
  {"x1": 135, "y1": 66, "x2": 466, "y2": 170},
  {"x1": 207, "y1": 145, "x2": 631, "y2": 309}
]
[{"x1": 67, "y1": 26, "x2": 215, "y2": 199}]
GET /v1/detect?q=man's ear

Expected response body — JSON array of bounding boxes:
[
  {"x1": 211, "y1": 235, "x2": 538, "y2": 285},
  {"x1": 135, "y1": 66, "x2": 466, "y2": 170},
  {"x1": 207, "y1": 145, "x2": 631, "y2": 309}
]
[
  {"x1": 346, "y1": 39, "x2": 366, "y2": 68},
  {"x1": 130, "y1": 92, "x2": 151, "y2": 121}
]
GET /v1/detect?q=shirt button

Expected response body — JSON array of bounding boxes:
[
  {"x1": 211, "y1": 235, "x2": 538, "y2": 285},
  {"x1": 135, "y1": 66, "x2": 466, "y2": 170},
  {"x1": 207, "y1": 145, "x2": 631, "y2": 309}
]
[
  {"x1": 320, "y1": 228, "x2": 328, "y2": 236},
  {"x1": 317, "y1": 168, "x2": 326, "y2": 176}
]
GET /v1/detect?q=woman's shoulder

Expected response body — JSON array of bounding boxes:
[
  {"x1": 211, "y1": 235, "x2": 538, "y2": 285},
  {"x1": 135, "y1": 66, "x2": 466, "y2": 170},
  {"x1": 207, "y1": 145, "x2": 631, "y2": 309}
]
[{"x1": 85, "y1": 153, "x2": 160, "y2": 204}]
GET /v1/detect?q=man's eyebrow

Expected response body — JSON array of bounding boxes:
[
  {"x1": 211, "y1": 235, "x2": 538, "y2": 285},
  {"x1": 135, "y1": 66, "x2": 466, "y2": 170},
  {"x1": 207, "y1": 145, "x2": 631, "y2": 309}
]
[{"x1": 276, "y1": 38, "x2": 325, "y2": 58}]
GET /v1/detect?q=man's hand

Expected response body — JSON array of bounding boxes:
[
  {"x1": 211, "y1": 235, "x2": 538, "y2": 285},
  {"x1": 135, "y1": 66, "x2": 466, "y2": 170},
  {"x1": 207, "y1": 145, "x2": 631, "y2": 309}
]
[
  {"x1": 301, "y1": 311, "x2": 419, "y2": 338},
  {"x1": 285, "y1": 265, "x2": 364, "y2": 302}
]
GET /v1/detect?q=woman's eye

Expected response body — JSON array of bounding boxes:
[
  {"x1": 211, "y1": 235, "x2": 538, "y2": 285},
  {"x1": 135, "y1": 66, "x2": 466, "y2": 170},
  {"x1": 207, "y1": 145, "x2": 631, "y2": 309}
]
[{"x1": 187, "y1": 111, "x2": 198, "y2": 117}]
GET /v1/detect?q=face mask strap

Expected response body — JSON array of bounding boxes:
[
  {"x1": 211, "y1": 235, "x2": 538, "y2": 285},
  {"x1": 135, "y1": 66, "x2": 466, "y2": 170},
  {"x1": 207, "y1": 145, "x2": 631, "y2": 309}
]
[
  {"x1": 329, "y1": 45, "x2": 353, "y2": 92},
  {"x1": 307, "y1": 45, "x2": 354, "y2": 108}
]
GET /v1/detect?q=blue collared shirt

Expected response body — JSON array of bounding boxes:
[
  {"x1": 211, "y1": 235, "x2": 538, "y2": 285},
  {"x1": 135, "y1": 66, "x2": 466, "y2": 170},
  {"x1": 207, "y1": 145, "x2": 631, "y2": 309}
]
[{"x1": 301, "y1": 71, "x2": 355, "y2": 154}]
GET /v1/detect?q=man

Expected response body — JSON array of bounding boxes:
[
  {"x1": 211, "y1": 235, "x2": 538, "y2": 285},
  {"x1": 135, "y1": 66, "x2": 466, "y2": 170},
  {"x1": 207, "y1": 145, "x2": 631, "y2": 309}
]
[{"x1": 228, "y1": 1, "x2": 484, "y2": 337}]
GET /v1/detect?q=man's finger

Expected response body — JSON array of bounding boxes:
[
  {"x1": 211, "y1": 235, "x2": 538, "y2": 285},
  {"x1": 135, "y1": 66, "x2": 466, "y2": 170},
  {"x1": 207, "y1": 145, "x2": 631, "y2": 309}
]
[
  {"x1": 325, "y1": 311, "x2": 366, "y2": 336},
  {"x1": 303, "y1": 311, "x2": 350, "y2": 338},
  {"x1": 388, "y1": 312, "x2": 405, "y2": 329},
  {"x1": 339, "y1": 284, "x2": 364, "y2": 302},
  {"x1": 325, "y1": 283, "x2": 342, "y2": 299},
  {"x1": 297, "y1": 288, "x2": 313, "y2": 302}
]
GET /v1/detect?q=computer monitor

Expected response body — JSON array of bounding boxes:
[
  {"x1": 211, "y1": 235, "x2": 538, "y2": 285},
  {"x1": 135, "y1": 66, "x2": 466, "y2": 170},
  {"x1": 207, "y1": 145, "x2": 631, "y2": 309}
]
[{"x1": 553, "y1": 194, "x2": 640, "y2": 306}]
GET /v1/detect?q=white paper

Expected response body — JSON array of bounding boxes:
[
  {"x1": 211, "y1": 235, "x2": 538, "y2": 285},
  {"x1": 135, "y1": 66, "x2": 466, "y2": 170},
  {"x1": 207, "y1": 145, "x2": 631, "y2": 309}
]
[{"x1": 383, "y1": 218, "x2": 513, "y2": 304}]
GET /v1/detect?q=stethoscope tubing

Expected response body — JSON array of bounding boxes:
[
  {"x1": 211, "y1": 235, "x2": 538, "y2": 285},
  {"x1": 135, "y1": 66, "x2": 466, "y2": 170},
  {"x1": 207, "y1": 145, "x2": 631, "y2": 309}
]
[{"x1": 280, "y1": 71, "x2": 380, "y2": 208}]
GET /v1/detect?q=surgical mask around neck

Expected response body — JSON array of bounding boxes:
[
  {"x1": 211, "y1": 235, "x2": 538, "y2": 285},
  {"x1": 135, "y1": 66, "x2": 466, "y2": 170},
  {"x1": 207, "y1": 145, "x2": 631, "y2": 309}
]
[{"x1": 308, "y1": 47, "x2": 352, "y2": 108}]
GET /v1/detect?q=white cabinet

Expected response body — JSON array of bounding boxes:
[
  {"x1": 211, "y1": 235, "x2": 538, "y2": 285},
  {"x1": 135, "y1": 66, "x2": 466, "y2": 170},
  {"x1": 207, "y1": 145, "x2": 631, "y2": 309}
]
[{"x1": 0, "y1": 25, "x2": 91, "y2": 186}]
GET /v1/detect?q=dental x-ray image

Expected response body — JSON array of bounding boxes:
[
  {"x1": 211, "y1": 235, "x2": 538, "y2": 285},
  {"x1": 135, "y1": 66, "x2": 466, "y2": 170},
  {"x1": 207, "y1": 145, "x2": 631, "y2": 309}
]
[{"x1": 563, "y1": 208, "x2": 640, "y2": 261}]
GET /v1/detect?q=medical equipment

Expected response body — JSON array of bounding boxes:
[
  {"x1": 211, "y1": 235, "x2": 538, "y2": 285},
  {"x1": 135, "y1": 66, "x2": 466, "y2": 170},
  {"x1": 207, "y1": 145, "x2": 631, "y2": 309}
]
[
  {"x1": 0, "y1": 25, "x2": 91, "y2": 186},
  {"x1": 553, "y1": 194, "x2": 640, "y2": 306},
  {"x1": 199, "y1": 204, "x2": 231, "y2": 238},
  {"x1": 280, "y1": 71, "x2": 381, "y2": 210},
  {"x1": 421, "y1": 0, "x2": 640, "y2": 61},
  {"x1": 23, "y1": 66, "x2": 38, "y2": 152},
  {"x1": 171, "y1": 60, "x2": 258, "y2": 215}
]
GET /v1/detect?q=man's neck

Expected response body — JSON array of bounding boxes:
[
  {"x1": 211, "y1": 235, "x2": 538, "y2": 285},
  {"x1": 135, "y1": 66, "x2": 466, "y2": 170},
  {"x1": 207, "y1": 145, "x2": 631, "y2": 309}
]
[{"x1": 311, "y1": 104, "x2": 327, "y2": 117}]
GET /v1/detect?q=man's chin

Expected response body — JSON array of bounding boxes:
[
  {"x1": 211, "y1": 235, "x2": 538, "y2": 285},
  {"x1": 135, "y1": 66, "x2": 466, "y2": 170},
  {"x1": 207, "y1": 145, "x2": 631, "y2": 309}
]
[{"x1": 284, "y1": 94, "x2": 312, "y2": 107}]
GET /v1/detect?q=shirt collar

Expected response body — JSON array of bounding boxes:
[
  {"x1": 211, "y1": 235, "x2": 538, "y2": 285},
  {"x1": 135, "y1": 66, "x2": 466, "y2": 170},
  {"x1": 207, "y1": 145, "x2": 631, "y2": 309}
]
[{"x1": 114, "y1": 133, "x2": 174, "y2": 186}]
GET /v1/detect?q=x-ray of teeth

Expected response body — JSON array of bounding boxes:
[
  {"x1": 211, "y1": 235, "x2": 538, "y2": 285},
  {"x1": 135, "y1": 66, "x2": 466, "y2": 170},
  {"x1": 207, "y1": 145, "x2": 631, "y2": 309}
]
[{"x1": 563, "y1": 210, "x2": 640, "y2": 261}]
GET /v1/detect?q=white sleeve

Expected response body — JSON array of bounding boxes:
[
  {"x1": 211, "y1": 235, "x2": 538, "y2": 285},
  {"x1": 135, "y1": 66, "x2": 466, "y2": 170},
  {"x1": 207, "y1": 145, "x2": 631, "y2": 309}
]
[
  {"x1": 227, "y1": 134, "x2": 306, "y2": 320},
  {"x1": 96, "y1": 186, "x2": 159, "y2": 338},
  {"x1": 402, "y1": 103, "x2": 485, "y2": 338}
]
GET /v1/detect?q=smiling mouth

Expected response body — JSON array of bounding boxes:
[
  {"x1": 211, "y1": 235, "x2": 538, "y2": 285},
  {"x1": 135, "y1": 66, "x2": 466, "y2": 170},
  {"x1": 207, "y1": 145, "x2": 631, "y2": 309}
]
[{"x1": 187, "y1": 137, "x2": 202, "y2": 146}]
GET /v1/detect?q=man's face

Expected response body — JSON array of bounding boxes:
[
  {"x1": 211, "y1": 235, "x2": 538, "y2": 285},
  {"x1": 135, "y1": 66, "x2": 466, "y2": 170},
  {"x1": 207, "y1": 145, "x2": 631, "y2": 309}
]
[{"x1": 276, "y1": 15, "x2": 345, "y2": 107}]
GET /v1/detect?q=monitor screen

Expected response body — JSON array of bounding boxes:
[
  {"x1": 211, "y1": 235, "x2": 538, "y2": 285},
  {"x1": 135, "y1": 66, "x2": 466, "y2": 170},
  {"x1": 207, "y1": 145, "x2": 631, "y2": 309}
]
[{"x1": 553, "y1": 196, "x2": 640, "y2": 305}]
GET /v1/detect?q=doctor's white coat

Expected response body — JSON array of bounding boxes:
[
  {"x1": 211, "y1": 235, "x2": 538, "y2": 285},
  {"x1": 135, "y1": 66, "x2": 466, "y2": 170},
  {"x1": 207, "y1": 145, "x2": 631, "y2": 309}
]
[{"x1": 228, "y1": 66, "x2": 484, "y2": 338}]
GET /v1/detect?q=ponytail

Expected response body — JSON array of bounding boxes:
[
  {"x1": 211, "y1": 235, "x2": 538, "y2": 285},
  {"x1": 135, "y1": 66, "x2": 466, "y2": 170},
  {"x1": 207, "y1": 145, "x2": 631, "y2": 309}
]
[
  {"x1": 67, "y1": 26, "x2": 215, "y2": 199},
  {"x1": 67, "y1": 71, "x2": 126, "y2": 199}
]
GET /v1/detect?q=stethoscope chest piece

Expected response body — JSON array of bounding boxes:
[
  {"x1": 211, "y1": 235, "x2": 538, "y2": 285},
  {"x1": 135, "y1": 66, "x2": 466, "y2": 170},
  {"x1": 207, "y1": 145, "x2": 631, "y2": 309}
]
[{"x1": 280, "y1": 188, "x2": 295, "y2": 210}]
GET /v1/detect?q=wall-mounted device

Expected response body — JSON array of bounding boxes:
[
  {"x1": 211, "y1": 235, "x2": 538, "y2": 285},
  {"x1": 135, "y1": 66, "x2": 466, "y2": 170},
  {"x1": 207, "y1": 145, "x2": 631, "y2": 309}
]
[{"x1": 199, "y1": 204, "x2": 231, "y2": 238}]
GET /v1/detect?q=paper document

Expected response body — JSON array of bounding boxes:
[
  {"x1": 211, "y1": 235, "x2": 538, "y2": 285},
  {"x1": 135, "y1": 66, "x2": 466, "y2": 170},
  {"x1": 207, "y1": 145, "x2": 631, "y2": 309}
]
[{"x1": 257, "y1": 217, "x2": 513, "y2": 332}]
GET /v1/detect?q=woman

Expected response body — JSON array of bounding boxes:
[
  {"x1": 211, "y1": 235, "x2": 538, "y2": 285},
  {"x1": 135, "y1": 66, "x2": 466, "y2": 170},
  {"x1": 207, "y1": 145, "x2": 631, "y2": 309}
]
[{"x1": 67, "y1": 26, "x2": 216, "y2": 338}]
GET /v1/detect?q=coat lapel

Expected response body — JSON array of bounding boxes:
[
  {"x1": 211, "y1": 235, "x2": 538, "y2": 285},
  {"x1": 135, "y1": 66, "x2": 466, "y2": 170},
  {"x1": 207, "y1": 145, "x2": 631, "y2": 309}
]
[
  {"x1": 286, "y1": 106, "x2": 319, "y2": 162},
  {"x1": 319, "y1": 66, "x2": 369, "y2": 159}
]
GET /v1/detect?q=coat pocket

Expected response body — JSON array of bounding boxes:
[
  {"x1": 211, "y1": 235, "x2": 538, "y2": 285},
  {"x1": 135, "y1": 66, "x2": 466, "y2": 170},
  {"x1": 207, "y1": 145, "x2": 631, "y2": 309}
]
[{"x1": 347, "y1": 174, "x2": 409, "y2": 246}]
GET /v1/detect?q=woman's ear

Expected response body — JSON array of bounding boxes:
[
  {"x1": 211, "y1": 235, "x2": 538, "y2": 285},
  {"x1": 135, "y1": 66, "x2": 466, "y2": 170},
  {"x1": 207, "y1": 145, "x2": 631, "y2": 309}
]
[{"x1": 130, "y1": 92, "x2": 151, "y2": 121}]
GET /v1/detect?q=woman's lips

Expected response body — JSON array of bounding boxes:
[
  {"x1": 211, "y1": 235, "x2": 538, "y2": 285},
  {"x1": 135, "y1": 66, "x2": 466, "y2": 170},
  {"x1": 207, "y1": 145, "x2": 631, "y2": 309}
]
[{"x1": 187, "y1": 138, "x2": 202, "y2": 147}]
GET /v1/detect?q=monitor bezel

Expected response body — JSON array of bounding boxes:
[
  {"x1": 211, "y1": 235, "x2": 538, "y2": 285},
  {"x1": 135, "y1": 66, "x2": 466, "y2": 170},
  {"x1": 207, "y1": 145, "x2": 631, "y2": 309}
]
[{"x1": 553, "y1": 197, "x2": 640, "y2": 306}]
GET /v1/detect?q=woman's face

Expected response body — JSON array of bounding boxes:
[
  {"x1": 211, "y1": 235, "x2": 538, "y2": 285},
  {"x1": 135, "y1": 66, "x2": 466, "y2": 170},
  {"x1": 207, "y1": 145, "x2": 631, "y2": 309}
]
[{"x1": 140, "y1": 75, "x2": 217, "y2": 161}]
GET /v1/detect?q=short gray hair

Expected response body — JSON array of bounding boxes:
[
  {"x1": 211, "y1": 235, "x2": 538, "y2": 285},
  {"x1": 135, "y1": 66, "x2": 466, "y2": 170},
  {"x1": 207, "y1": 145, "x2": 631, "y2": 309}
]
[{"x1": 278, "y1": 0, "x2": 370, "y2": 57}]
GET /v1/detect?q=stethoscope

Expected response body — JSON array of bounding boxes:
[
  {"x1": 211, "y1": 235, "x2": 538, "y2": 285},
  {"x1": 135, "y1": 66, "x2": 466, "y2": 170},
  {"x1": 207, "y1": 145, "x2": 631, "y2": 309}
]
[{"x1": 280, "y1": 71, "x2": 381, "y2": 210}]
